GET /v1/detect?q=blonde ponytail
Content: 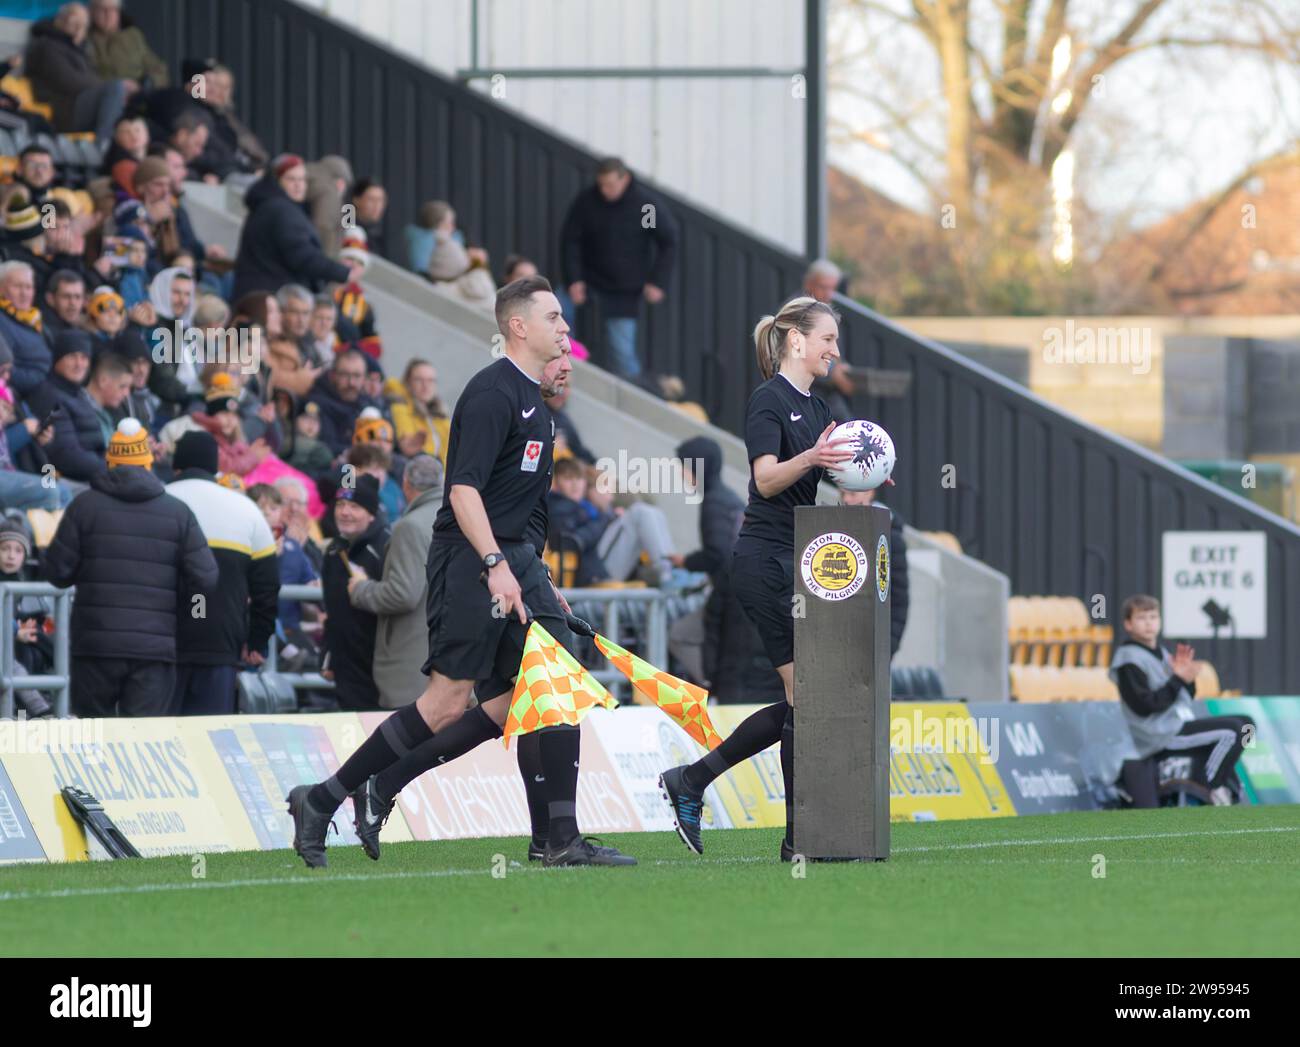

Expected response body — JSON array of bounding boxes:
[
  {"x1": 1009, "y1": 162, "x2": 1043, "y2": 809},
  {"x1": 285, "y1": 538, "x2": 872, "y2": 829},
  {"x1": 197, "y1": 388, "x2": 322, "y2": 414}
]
[
  {"x1": 753, "y1": 296, "x2": 840, "y2": 381},
  {"x1": 753, "y1": 314, "x2": 782, "y2": 380}
]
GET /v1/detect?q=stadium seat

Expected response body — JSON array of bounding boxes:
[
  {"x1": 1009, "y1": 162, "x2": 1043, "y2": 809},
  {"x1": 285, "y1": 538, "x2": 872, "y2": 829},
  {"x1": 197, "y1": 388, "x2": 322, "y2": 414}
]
[
  {"x1": 0, "y1": 75, "x2": 53, "y2": 121},
  {"x1": 913, "y1": 666, "x2": 945, "y2": 699},
  {"x1": 1195, "y1": 660, "x2": 1221, "y2": 698},
  {"x1": 1026, "y1": 596, "x2": 1055, "y2": 666},
  {"x1": 26, "y1": 508, "x2": 62, "y2": 548},
  {"x1": 920, "y1": 530, "x2": 962, "y2": 554},
  {"x1": 543, "y1": 536, "x2": 581, "y2": 588},
  {"x1": 1007, "y1": 594, "x2": 1114, "y2": 670},
  {"x1": 1011, "y1": 664, "x2": 1117, "y2": 702},
  {"x1": 1089, "y1": 622, "x2": 1113, "y2": 666},
  {"x1": 1007, "y1": 596, "x2": 1030, "y2": 664}
]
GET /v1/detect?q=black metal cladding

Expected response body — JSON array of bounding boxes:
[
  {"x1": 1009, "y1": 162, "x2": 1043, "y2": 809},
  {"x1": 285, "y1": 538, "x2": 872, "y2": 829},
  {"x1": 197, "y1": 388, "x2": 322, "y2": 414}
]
[{"x1": 133, "y1": 0, "x2": 1300, "y2": 693}]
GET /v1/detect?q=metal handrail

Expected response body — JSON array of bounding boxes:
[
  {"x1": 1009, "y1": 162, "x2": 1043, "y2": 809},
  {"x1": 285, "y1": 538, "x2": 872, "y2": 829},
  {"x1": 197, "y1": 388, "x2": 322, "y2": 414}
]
[
  {"x1": 0, "y1": 582, "x2": 71, "y2": 720},
  {"x1": 560, "y1": 587, "x2": 671, "y2": 699},
  {"x1": 1, "y1": 581, "x2": 675, "y2": 716}
]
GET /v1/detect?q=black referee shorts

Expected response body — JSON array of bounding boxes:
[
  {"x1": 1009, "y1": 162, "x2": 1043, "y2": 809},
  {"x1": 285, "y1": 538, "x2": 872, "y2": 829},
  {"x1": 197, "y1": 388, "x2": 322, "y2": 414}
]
[
  {"x1": 423, "y1": 539, "x2": 575, "y2": 693},
  {"x1": 732, "y1": 549, "x2": 794, "y2": 669}
]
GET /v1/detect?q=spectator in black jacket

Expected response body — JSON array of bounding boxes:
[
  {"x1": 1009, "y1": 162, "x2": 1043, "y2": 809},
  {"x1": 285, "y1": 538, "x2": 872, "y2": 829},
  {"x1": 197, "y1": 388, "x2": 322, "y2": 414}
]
[
  {"x1": 321, "y1": 474, "x2": 389, "y2": 710},
  {"x1": 1, "y1": 192, "x2": 54, "y2": 298},
  {"x1": 674, "y1": 436, "x2": 782, "y2": 702},
  {"x1": 559, "y1": 156, "x2": 678, "y2": 379},
  {"x1": 144, "y1": 60, "x2": 266, "y2": 183},
  {"x1": 25, "y1": 330, "x2": 108, "y2": 484},
  {"x1": 24, "y1": 5, "x2": 130, "y2": 144},
  {"x1": 349, "y1": 177, "x2": 388, "y2": 259},
  {"x1": 231, "y1": 155, "x2": 358, "y2": 302},
  {"x1": 0, "y1": 261, "x2": 52, "y2": 399},
  {"x1": 165, "y1": 431, "x2": 279, "y2": 714},
  {"x1": 42, "y1": 419, "x2": 218, "y2": 717},
  {"x1": 40, "y1": 269, "x2": 86, "y2": 338},
  {"x1": 155, "y1": 141, "x2": 227, "y2": 270},
  {"x1": 11, "y1": 144, "x2": 58, "y2": 211},
  {"x1": 841, "y1": 486, "x2": 909, "y2": 656},
  {"x1": 305, "y1": 349, "x2": 377, "y2": 458}
]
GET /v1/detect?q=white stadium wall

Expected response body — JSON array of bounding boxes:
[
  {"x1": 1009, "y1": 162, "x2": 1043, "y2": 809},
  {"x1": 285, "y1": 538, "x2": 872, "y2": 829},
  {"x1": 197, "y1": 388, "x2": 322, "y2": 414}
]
[{"x1": 294, "y1": 0, "x2": 809, "y2": 252}]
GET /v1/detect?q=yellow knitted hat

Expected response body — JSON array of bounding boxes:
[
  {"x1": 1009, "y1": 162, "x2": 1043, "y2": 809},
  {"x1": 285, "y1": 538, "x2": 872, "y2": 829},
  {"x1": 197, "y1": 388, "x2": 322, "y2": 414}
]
[
  {"x1": 107, "y1": 418, "x2": 153, "y2": 468},
  {"x1": 353, "y1": 410, "x2": 394, "y2": 445}
]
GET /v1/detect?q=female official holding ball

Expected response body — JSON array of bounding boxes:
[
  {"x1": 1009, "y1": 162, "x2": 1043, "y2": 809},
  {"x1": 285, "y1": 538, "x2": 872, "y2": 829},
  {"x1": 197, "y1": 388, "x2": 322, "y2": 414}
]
[{"x1": 660, "y1": 296, "x2": 853, "y2": 859}]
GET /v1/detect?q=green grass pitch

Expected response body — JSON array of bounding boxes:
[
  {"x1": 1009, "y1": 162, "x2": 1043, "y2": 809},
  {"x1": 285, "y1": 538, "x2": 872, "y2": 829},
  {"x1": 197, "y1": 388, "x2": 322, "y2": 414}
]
[{"x1": 3, "y1": 805, "x2": 1298, "y2": 957}]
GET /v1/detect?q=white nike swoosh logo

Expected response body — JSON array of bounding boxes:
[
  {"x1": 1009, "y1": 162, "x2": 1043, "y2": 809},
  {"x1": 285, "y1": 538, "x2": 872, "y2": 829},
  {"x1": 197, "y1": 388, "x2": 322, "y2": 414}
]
[
  {"x1": 534, "y1": 775, "x2": 545, "y2": 783},
  {"x1": 790, "y1": 412, "x2": 802, "y2": 421},
  {"x1": 522, "y1": 407, "x2": 536, "y2": 418}
]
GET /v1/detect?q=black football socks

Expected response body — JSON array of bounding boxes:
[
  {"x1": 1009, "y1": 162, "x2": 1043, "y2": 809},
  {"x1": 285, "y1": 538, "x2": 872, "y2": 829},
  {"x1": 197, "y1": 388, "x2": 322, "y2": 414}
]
[
  {"x1": 537, "y1": 725, "x2": 582, "y2": 847},
  {"x1": 515, "y1": 732, "x2": 553, "y2": 851},
  {"x1": 681, "y1": 700, "x2": 788, "y2": 794},
  {"x1": 371, "y1": 704, "x2": 502, "y2": 806},
  {"x1": 309, "y1": 702, "x2": 433, "y2": 813}
]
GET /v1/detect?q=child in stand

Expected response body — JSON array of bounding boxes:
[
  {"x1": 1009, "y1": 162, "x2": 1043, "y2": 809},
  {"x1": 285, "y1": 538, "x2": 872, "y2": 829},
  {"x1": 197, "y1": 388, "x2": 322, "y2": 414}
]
[
  {"x1": 0, "y1": 513, "x2": 54, "y2": 717},
  {"x1": 286, "y1": 402, "x2": 333, "y2": 478},
  {"x1": 333, "y1": 231, "x2": 382, "y2": 358}
]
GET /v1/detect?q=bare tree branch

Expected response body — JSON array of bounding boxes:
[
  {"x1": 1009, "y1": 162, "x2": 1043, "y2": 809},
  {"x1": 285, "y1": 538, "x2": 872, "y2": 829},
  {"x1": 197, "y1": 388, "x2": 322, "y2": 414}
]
[{"x1": 1142, "y1": 145, "x2": 1300, "y2": 286}]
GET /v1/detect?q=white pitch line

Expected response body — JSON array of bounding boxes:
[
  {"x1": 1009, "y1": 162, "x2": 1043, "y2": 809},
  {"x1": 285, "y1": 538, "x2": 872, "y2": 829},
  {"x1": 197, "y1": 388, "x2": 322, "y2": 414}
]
[
  {"x1": 894, "y1": 825, "x2": 1300, "y2": 854},
  {"x1": 0, "y1": 825, "x2": 1295, "y2": 904}
]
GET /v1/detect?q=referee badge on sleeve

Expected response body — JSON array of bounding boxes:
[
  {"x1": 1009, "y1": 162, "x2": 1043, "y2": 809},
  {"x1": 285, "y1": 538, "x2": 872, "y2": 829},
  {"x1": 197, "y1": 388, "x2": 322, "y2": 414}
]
[{"x1": 521, "y1": 439, "x2": 543, "y2": 472}]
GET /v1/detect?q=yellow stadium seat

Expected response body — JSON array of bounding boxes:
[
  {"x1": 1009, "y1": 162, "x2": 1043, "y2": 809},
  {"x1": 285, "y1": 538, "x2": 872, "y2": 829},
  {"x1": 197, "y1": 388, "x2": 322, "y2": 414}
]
[
  {"x1": 0, "y1": 75, "x2": 53, "y2": 121},
  {"x1": 1010, "y1": 665, "x2": 1052, "y2": 703},
  {"x1": 26, "y1": 508, "x2": 62, "y2": 548},
  {"x1": 1090, "y1": 623, "x2": 1113, "y2": 666},
  {"x1": 47, "y1": 186, "x2": 95, "y2": 219},
  {"x1": 1027, "y1": 597, "x2": 1055, "y2": 666},
  {"x1": 1059, "y1": 598, "x2": 1090, "y2": 667},
  {"x1": 921, "y1": 531, "x2": 962, "y2": 555},
  {"x1": 1012, "y1": 664, "x2": 1117, "y2": 702},
  {"x1": 1065, "y1": 667, "x2": 1118, "y2": 702},
  {"x1": 543, "y1": 546, "x2": 580, "y2": 589},
  {"x1": 1195, "y1": 661, "x2": 1221, "y2": 699},
  {"x1": 1007, "y1": 596, "x2": 1031, "y2": 665}
]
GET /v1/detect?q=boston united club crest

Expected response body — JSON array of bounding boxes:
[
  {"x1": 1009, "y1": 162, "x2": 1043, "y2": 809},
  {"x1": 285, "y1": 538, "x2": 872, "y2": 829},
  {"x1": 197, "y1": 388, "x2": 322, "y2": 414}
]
[{"x1": 800, "y1": 531, "x2": 869, "y2": 602}]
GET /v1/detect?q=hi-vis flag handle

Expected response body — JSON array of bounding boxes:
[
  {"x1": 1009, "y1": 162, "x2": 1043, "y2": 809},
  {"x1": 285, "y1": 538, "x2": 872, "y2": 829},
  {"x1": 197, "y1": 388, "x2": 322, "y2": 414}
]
[{"x1": 565, "y1": 612, "x2": 597, "y2": 638}]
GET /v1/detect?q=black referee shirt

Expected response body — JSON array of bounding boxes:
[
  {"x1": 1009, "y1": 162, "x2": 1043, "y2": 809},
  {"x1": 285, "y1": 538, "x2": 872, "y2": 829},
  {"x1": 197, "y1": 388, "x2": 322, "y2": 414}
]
[
  {"x1": 735, "y1": 373, "x2": 835, "y2": 554},
  {"x1": 432, "y1": 356, "x2": 554, "y2": 546}
]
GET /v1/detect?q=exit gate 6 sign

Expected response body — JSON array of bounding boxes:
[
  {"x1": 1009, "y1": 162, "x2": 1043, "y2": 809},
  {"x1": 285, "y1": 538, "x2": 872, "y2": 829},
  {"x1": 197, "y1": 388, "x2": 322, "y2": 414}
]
[{"x1": 1161, "y1": 532, "x2": 1267, "y2": 639}]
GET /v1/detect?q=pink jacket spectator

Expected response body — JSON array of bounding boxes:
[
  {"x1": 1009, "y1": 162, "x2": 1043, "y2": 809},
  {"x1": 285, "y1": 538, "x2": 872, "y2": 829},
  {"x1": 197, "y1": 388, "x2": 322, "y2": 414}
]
[{"x1": 243, "y1": 453, "x2": 327, "y2": 519}]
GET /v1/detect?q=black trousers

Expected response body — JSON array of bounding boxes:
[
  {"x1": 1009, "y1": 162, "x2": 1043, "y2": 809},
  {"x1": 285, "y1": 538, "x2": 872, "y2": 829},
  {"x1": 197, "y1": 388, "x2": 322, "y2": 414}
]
[
  {"x1": 1123, "y1": 715, "x2": 1255, "y2": 807},
  {"x1": 71, "y1": 657, "x2": 175, "y2": 718},
  {"x1": 171, "y1": 664, "x2": 238, "y2": 716}
]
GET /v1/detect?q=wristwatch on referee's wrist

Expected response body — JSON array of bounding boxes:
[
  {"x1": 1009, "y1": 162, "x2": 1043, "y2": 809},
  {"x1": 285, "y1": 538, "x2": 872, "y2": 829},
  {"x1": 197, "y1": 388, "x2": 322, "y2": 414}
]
[{"x1": 482, "y1": 552, "x2": 507, "y2": 571}]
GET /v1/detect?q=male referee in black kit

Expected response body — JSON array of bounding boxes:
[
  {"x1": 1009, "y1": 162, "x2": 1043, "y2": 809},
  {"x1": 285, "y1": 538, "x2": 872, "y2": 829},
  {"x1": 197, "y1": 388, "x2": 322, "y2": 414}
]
[{"x1": 288, "y1": 276, "x2": 635, "y2": 868}]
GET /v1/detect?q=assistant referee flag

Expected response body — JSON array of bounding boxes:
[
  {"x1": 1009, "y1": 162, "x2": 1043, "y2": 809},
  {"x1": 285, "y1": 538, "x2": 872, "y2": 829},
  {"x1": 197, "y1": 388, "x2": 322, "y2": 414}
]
[{"x1": 503, "y1": 622, "x2": 616, "y2": 747}]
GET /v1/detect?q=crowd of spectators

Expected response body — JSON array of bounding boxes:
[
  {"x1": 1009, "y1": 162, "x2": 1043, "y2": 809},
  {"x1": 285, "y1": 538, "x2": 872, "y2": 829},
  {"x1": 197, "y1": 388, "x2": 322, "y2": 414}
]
[{"x1": 0, "y1": 2, "x2": 800, "y2": 719}]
